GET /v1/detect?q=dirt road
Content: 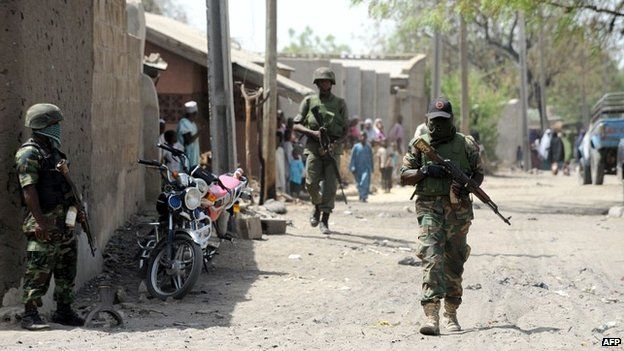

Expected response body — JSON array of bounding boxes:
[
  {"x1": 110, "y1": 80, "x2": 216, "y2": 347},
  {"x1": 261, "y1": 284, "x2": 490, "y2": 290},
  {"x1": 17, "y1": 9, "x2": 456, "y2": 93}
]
[{"x1": 1, "y1": 171, "x2": 623, "y2": 350}]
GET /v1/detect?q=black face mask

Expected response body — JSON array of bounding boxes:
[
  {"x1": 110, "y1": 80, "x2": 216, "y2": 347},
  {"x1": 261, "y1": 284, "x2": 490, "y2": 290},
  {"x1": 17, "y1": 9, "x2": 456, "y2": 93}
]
[{"x1": 427, "y1": 117, "x2": 456, "y2": 145}]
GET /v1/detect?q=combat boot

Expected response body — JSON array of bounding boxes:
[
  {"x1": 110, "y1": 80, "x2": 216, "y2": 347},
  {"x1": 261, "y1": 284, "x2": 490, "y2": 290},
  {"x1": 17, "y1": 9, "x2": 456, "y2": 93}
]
[
  {"x1": 419, "y1": 301, "x2": 440, "y2": 335},
  {"x1": 21, "y1": 303, "x2": 49, "y2": 331},
  {"x1": 319, "y1": 212, "x2": 331, "y2": 235},
  {"x1": 443, "y1": 300, "x2": 461, "y2": 332},
  {"x1": 309, "y1": 205, "x2": 320, "y2": 227},
  {"x1": 52, "y1": 303, "x2": 84, "y2": 327}
]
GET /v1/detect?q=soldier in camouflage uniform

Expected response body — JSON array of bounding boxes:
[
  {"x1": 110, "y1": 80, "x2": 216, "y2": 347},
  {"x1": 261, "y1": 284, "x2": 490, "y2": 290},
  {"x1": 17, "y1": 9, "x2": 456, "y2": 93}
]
[
  {"x1": 400, "y1": 98, "x2": 484, "y2": 335},
  {"x1": 15, "y1": 103, "x2": 85, "y2": 330},
  {"x1": 293, "y1": 67, "x2": 348, "y2": 235}
]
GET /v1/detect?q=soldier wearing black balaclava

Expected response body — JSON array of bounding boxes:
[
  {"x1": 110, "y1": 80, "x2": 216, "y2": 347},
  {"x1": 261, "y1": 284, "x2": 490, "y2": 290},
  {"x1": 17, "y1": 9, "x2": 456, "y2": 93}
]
[{"x1": 400, "y1": 98, "x2": 484, "y2": 336}]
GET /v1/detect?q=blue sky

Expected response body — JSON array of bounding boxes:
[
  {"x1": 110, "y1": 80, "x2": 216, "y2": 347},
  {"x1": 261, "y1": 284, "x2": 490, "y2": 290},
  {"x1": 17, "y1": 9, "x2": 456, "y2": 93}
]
[{"x1": 182, "y1": 0, "x2": 390, "y2": 54}]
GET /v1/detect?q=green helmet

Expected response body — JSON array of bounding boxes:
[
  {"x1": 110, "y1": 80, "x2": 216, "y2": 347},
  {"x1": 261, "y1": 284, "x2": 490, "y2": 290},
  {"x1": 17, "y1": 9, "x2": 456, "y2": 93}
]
[
  {"x1": 312, "y1": 67, "x2": 335, "y2": 85},
  {"x1": 24, "y1": 103, "x2": 63, "y2": 129}
]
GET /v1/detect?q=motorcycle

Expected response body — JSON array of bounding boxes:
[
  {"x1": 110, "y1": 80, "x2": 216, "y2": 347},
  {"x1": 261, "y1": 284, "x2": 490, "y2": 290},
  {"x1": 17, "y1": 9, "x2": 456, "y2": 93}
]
[{"x1": 137, "y1": 144, "x2": 249, "y2": 300}]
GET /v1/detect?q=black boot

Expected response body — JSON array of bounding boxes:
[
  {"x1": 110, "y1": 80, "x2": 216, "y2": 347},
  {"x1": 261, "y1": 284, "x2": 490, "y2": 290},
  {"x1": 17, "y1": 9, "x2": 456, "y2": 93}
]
[
  {"x1": 52, "y1": 302, "x2": 84, "y2": 327},
  {"x1": 319, "y1": 212, "x2": 331, "y2": 235},
  {"x1": 309, "y1": 205, "x2": 320, "y2": 227},
  {"x1": 21, "y1": 302, "x2": 49, "y2": 331}
]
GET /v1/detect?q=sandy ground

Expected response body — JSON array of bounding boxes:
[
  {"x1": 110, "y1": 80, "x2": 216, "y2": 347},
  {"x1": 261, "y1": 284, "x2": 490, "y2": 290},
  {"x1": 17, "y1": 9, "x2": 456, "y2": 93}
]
[{"x1": 0, "y1": 171, "x2": 623, "y2": 350}]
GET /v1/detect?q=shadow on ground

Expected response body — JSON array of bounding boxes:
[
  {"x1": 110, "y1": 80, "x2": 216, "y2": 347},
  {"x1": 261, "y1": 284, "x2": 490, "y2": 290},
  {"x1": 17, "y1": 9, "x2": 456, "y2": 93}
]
[{"x1": 0, "y1": 210, "x2": 286, "y2": 333}]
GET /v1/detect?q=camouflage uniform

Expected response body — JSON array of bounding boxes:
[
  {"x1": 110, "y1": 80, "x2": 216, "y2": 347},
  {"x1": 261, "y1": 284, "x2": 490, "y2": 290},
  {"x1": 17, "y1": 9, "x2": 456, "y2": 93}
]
[
  {"x1": 15, "y1": 142, "x2": 77, "y2": 307},
  {"x1": 401, "y1": 133, "x2": 483, "y2": 306}
]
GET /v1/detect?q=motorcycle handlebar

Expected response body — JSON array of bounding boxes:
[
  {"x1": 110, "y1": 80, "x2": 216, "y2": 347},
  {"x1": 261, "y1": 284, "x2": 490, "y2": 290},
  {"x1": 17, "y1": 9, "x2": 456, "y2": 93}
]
[
  {"x1": 138, "y1": 159, "x2": 162, "y2": 167},
  {"x1": 157, "y1": 143, "x2": 185, "y2": 157}
]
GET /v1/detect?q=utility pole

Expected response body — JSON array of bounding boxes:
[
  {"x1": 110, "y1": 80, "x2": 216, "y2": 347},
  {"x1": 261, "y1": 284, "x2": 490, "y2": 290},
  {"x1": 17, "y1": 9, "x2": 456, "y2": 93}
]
[
  {"x1": 262, "y1": 0, "x2": 277, "y2": 202},
  {"x1": 206, "y1": 0, "x2": 237, "y2": 173},
  {"x1": 518, "y1": 11, "x2": 531, "y2": 171},
  {"x1": 431, "y1": 30, "x2": 442, "y2": 99},
  {"x1": 459, "y1": 16, "x2": 470, "y2": 134},
  {"x1": 538, "y1": 8, "x2": 548, "y2": 132},
  {"x1": 580, "y1": 44, "x2": 589, "y2": 127}
]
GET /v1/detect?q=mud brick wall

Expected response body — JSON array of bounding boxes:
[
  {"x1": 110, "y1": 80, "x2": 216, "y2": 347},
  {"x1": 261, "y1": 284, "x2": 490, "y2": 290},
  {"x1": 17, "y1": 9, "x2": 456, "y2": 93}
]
[
  {"x1": 88, "y1": 0, "x2": 143, "y2": 280},
  {"x1": 0, "y1": 0, "x2": 145, "y2": 305}
]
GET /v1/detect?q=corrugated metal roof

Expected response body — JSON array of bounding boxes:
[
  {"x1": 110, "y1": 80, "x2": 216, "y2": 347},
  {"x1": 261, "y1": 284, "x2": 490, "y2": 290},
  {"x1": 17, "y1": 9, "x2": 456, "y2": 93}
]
[
  {"x1": 145, "y1": 13, "x2": 294, "y2": 71},
  {"x1": 144, "y1": 13, "x2": 311, "y2": 101},
  {"x1": 331, "y1": 55, "x2": 426, "y2": 79}
]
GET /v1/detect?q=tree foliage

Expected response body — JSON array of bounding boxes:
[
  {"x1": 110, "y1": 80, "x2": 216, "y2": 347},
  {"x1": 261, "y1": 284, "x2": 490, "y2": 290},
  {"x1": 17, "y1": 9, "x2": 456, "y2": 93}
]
[
  {"x1": 352, "y1": 0, "x2": 624, "y2": 125},
  {"x1": 142, "y1": 0, "x2": 188, "y2": 24},
  {"x1": 441, "y1": 70, "x2": 513, "y2": 160},
  {"x1": 281, "y1": 26, "x2": 352, "y2": 55}
]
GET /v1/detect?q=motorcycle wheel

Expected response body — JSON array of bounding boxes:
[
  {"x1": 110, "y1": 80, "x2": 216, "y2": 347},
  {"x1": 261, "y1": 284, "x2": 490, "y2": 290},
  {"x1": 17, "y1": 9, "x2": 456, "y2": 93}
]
[{"x1": 146, "y1": 233, "x2": 203, "y2": 300}]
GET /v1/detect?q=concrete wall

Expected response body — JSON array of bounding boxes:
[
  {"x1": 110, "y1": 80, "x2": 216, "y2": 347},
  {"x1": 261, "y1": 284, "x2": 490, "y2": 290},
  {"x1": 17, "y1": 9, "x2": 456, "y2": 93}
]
[
  {"x1": 375, "y1": 73, "x2": 391, "y2": 129},
  {"x1": 344, "y1": 66, "x2": 362, "y2": 118},
  {"x1": 360, "y1": 70, "x2": 377, "y2": 120},
  {"x1": 496, "y1": 99, "x2": 523, "y2": 166},
  {"x1": 0, "y1": 0, "x2": 145, "y2": 306},
  {"x1": 277, "y1": 58, "x2": 330, "y2": 119},
  {"x1": 401, "y1": 58, "x2": 428, "y2": 142}
]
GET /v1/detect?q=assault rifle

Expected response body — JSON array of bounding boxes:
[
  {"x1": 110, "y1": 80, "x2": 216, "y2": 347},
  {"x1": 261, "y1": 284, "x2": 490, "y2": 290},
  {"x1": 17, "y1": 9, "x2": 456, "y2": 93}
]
[
  {"x1": 56, "y1": 160, "x2": 97, "y2": 256},
  {"x1": 413, "y1": 138, "x2": 511, "y2": 226},
  {"x1": 310, "y1": 105, "x2": 348, "y2": 204}
]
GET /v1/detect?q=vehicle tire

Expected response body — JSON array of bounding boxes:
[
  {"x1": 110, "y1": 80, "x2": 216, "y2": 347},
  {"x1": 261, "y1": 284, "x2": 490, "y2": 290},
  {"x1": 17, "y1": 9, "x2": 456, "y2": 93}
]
[
  {"x1": 577, "y1": 160, "x2": 592, "y2": 185},
  {"x1": 590, "y1": 149, "x2": 605, "y2": 185},
  {"x1": 146, "y1": 233, "x2": 202, "y2": 301}
]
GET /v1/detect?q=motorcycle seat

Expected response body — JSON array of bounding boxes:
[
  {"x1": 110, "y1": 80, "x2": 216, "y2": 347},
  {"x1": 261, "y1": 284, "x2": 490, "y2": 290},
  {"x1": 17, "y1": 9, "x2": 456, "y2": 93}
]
[{"x1": 218, "y1": 175, "x2": 241, "y2": 190}]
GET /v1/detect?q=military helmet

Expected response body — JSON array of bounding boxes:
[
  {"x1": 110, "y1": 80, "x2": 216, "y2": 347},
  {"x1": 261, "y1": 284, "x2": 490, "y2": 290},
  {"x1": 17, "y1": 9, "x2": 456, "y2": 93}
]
[
  {"x1": 312, "y1": 67, "x2": 336, "y2": 85},
  {"x1": 24, "y1": 103, "x2": 63, "y2": 129}
]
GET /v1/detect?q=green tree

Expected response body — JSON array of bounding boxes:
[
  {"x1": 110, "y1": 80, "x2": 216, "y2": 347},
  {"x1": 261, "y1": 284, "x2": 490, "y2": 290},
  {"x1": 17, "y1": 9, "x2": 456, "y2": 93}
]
[
  {"x1": 281, "y1": 26, "x2": 352, "y2": 55},
  {"x1": 142, "y1": 0, "x2": 188, "y2": 24},
  {"x1": 352, "y1": 0, "x2": 624, "y2": 124}
]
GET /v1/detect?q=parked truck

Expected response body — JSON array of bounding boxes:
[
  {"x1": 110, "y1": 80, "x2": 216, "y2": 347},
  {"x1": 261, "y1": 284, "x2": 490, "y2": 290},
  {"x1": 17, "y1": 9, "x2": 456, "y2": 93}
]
[{"x1": 578, "y1": 92, "x2": 624, "y2": 185}]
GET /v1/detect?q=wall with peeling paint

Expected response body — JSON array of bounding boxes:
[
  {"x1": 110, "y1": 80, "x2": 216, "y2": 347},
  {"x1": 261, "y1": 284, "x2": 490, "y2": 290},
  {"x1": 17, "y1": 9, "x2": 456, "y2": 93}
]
[{"x1": 0, "y1": 0, "x2": 145, "y2": 308}]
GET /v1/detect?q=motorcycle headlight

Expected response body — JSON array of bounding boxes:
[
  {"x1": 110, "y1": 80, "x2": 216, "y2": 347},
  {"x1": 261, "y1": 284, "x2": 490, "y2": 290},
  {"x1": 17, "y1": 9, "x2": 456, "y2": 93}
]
[
  {"x1": 184, "y1": 187, "x2": 202, "y2": 210},
  {"x1": 177, "y1": 173, "x2": 190, "y2": 187},
  {"x1": 168, "y1": 194, "x2": 182, "y2": 210},
  {"x1": 194, "y1": 178, "x2": 209, "y2": 197}
]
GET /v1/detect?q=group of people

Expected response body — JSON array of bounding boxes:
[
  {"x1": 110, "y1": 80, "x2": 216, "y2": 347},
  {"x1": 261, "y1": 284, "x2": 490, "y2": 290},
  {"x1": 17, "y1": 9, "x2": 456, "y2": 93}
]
[
  {"x1": 13, "y1": 64, "x2": 483, "y2": 337},
  {"x1": 349, "y1": 132, "x2": 401, "y2": 202},
  {"x1": 158, "y1": 100, "x2": 202, "y2": 172},
  {"x1": 526, "y1": 128, "x2": 574, "y2": 175}
]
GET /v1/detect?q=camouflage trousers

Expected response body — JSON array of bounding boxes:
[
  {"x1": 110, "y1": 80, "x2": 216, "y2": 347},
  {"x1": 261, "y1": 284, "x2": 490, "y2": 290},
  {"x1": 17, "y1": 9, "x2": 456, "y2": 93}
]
[
  {"x1": 305, "y1": 153, "x2": 341, "y2": 213},
  {"x1": 22, "y1": 233, "x2": 77, "y2": 306},
  {"x1": 415, "y1": 195, "x2": 472, "y2": 306}
]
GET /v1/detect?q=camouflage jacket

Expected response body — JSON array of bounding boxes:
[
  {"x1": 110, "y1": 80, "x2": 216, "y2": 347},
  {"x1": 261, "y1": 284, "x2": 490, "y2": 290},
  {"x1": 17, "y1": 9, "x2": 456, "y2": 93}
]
[{"x1": 15, "y1": 141, "x2": 68, "y2": 236}]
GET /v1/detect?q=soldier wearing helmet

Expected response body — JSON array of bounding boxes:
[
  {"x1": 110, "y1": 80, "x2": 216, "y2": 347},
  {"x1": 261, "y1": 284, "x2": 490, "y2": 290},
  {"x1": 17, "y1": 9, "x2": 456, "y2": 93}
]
[
  {"x1": 14, "y1": 103, "x2": 85, "y2": 330},
  {"x1": 293, "y1": 67, "x2": 348, "y2": 235}
]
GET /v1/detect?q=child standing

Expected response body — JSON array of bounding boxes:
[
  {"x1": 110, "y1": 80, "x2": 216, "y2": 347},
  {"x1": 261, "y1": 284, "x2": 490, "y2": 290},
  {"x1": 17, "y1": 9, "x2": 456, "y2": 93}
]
[{"x1": 289, "y1": 149, "x2": 305, "y2": 198}]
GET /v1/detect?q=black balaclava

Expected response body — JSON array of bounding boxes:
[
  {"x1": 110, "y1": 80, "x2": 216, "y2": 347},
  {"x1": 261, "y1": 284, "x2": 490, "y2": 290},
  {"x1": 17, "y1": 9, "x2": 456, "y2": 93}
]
[{"x1": 427, "y1": 116, "x2": 456, "y2": 146}]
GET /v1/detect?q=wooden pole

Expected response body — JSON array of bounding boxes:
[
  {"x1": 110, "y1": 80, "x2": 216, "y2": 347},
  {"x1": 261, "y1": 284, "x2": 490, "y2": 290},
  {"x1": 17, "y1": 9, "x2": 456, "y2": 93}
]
[
  {"x1": 538, "y1": 8, "x2": 548, "y2": 132},
  {"x1": 431, "y1": 30, "x2": 442, "y2": 99},
  {"x1": 262, "y1": 0, "x2": 277, "y2": 202},
  {"x1": 206, "y1": 0, "x2": 237, "y2": 173},
  {"x1": 240, "y1": 84, "x2": 263, "y2": 177},
  {"x1": 518, "y1": 11, "x2": 531, "y2": 171},
  {"x1": 459, "y1": 16, "x2": 470, "y2": 134}
]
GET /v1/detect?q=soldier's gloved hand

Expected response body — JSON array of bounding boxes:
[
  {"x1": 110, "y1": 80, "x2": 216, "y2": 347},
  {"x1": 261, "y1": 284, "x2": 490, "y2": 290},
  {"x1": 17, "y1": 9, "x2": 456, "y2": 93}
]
[
  {"x1": 451, "y1": 180, "x2": 470, "y2": 197},
  {"x1": 34, "y1": 218, "x2": 55, "y2": 241},
  {"x1": 420, "y1": 164, "x2": 448, "y2": 178}
]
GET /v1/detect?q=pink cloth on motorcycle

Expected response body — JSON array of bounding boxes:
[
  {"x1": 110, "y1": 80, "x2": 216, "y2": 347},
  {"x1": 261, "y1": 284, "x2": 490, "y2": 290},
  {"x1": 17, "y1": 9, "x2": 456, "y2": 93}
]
[{"x1": 219, "y1": 175, "x2": 241, "y2": 190}]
